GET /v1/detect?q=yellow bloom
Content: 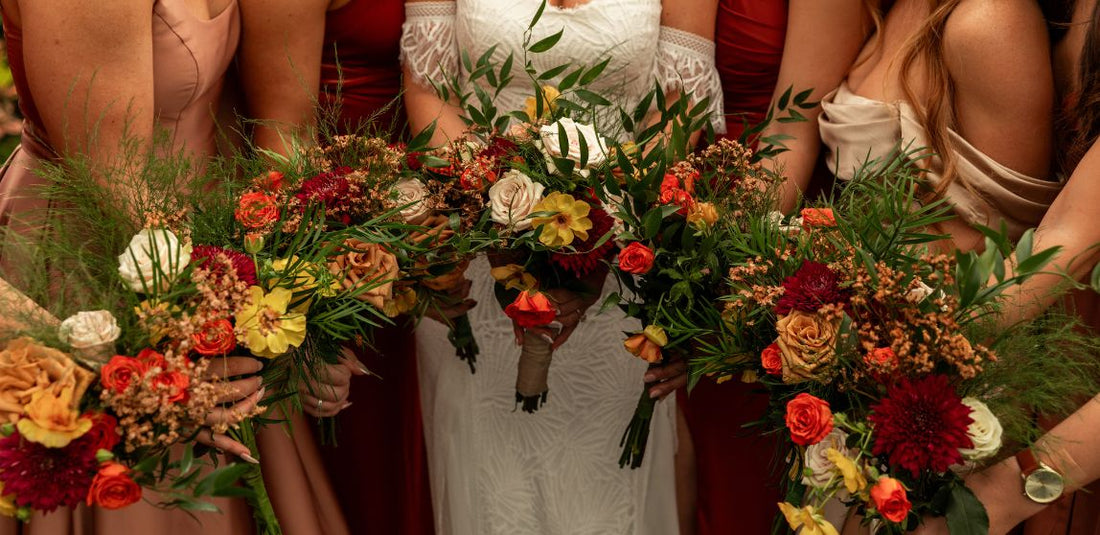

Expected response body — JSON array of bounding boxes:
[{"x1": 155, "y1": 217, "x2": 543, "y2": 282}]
[
  {"x1": 827, "y1": 448, "x2": 868, "y2": 496},
  {"x1": 0, "y1": 483, "x2": 15, "y2": 518},
  {"x1": 530, "y1": 192, "x2": 592, "y2": 248},
  {"x1": 16, "y1": 386, "x2": 93, "y2": 448},
  {"x1": 490, "y1": 264, "x2": 538, "y2": 292},
  {"x1": 133, "y1": 299, "x2": 179, "y2": 345},
  {"x1": 382, "y1": 287, "x2": 418, "y2": 318},
  {"x1": 236, "y1": 286, "x2": 308, "y2": 358},
  {"x1": 642, "y1": 325, "x2": 668, "y2": 346},
  {"x1": 687, "y1": 202, "x2": 719, "y2": 230},
  {"x1": 524, "y1": 85, "x2": 561, "y2": 120},
  {"x1": 777, "y1": 503, "x2": 839, "y2": 535}
]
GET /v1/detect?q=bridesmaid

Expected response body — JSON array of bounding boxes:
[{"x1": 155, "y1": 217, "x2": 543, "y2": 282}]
[
  {"x1": 683, "y1": 2, "x2": 874, "y2": 533},
  {"x1": 239, "y1": 1, "x2": 434, "y2": 533}
]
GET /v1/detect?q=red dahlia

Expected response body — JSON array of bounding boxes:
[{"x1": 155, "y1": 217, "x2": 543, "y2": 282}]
[
  {"x1": 550, "y1": 205, "x2": 617, "y2": 277},
  {"x1": 191, "y1": 245, "x2": 258, "y2": 286},
  {"x1": 0, "y1": 430, "x2": 99, "y2": 512},
  {"x1": 868, "y1": 374, "x2": 973, "y2": 477},
  {"x1": 296, "y1": 167, "x2": 353, "y2": 223},
  {"x1": 775, "y1": 261, "x2": 849, "y2": 315}
]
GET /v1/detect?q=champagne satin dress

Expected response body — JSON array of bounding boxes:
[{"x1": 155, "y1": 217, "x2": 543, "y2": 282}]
[{"x1": 0, "y1": 1, "x2": 347, "y2": 533}]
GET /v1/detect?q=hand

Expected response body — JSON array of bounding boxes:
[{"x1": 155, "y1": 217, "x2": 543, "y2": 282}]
[
  {"x1": 301, "y1": 346, "x2": 370, "y2": 418},
  {"x1": 425, "y1": 277, "x2": 477, "y2": 325},
  {"x1": 409, "y1": 214, "x2": 455, "y2": 247},
  {"x1": 909, "y1": 517, "x2": 948, "y2": 535},
  {"x1": 644, "y1": 358, "x2": 687, "y2": 400},
  {"x1": 513, "y1": 265, "x2": 608, "y2": 350},
  {"x1": 196, "y1": 356, "x2": 266, "y2": 462}
]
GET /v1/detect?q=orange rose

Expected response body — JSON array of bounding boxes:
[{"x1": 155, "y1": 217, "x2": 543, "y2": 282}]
[
  {"x1": 618, "y1": 242, "x2": 655, "y2": 274},
  {"x1": 761, "y1": 343, "x2": 782, "y2": 375},
  {"x1": 191, "y1": 319, "x2": 237, "y2": 356},
  {"x1": 100, "y1": 356, "x2": 148, "y2": 394},
  {"x1": 86, "y1": 462, "x2": 142, "y2": 510},
  {"x1": 870, "y1": 477, "x2": 911, "y2": 523},
  {"x1": 864, "y1": 347, "x2": 897, "y2": 369},
  {"x1": 785, "y1": 393, "x2": 834, "y2": 446},
  {"x1": 623, "y1": 326, "x2": 668, "y2": 363},
  {"x1": 800, "y1": 208, "x2": 837, "y2": 229},
  {"x1": 504, "y1": 291, "x2": 556, "y2": 328},
  {"x1": 235, "y1": 191, "x2": 280, "y2": 229},
  {"x1": 152, "y1": 371, "x2": 190, "y2": 404},
  {"x1": 258, "y1": 171, "x2": 286, "y2": 191},
  {"x1": 136, "y1": 348, "x2": 167, "y2": 371}
]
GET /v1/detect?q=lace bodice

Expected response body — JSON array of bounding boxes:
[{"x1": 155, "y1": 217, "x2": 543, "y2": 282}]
[{"x1": 401, "y1": 0, "x2": 724, "y2": 137}]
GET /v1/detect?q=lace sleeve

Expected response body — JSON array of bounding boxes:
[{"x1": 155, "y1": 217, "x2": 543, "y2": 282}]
[
  {"x1": 399, "y1": 2, "x2": 459, "y2": 89},
  {"x1": 655, "y1": 26, "x2": 726, "y2": 134}
]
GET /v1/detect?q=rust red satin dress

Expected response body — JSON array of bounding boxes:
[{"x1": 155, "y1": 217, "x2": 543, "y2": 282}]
[
  {"x1": 682, "y1": 2, "x2": 788, "y2": 534},
  {"x1": 316, "y1": 1, "x2": 433, "y2": 534}
]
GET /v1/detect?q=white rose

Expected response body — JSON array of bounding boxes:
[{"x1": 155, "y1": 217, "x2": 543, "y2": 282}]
[
  {"x1": 489, "y1": 170, "x2": 545, "y2": 230},
  {"x1": 59, "y1": 310, "x2": 120, "y2": 349},
  {"x1": 802, "y1": 428, "x2": 850, "y2": 489},
  {"x1": 393, "y1": 178, "x2": 432, "y2": 225},
  {"x1": 959, "y1": 397, "x2": 1003, "y2": 461},
  {"x1": 765, "y1": 210, "x2": 802, "y2": 234},
  {"x1": 118, "y1": 228, "x2": 192, "y2": 293},
  {"x1": 539, "y1": 118, "x2": 608, "y2": 168}
]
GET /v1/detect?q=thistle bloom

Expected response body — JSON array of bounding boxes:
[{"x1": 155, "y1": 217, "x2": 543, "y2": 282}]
[
  {"x1": 531, "y1": 193, "x2": 592, "y2": 248},
  {"x1": 236, "y1": 286, "x2": 307, "y2": 358}
]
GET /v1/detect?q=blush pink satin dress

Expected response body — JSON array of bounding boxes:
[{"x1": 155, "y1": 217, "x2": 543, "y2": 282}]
[{"x1": 0, "y1": 1, "x2": 347, "y2": 533}]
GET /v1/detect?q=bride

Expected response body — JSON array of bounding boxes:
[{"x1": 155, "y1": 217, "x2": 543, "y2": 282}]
[{"x1": 399, "y1": 0, "x2": 722, "y2": 533}]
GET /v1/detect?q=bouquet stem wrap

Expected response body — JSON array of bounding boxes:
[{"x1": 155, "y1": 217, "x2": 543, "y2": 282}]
[
  {"x1": 231, "y1": 419, "x2": 281, "y2": 535},
  {"x1": 515, "y1": 330, "x2": 553, "y2": 412},
  {"x1": 619, "y1": 364, "x2": 660, "y2": 469},
  {"x1": 447, "y1": 312, "x2": 479, "y2": 373}
]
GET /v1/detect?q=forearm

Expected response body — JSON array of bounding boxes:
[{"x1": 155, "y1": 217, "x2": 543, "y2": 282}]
[
  {"x1": 403, "y1": 77, "x2": 469, "y2": 146},
  {"x1": 767, "y1": 120, "x2": 824, "y2": 213}
]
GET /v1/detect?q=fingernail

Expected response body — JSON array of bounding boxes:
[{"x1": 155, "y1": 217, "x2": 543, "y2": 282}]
[
  {"x1": 643, "y1": 373, "x2": 655, "y2": 382},
  {"x1": 341, "y1": 401, "x2": 353, "y2": 410},
  {"x1": 241, "y1": 454, "x2": 260, "y2": 464},
  {"x1": 649, "y1": 390, "x2": 660, "y2": 399},
  {"x1": 539, "y1": 333, "x2": 554, "y2": 344},
  {"x1": 356, "y1": 363, "x2": 371, "y2": 375},
  {"x1": 548, "y1": 321, "x2": 564, "y2": 330},
  {"x1": 516, "y1": 337, "x2": 523, "y2": 346}
]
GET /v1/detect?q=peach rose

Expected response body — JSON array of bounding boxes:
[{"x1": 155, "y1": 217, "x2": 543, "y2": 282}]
[
  {"x1": 0, "y1": 338, "x2": 94, "y2": 425},
  {"x1": 775, "y1": 311, "x2": 841, "y2": 384},
  {"x1": 328, "y1": 239, "x2": 399, "y2": 309},
  {"x1": 870, "y1": 477, "x2": 911, "y2": 523}
]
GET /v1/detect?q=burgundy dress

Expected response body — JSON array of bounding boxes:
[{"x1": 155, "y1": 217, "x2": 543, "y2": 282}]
[
  {"x1": 316, "y1": 2, "x2": 433, "y2": 534},
  {"x1": 683, "y1": 2, "x2": 788, "y2": 534}
]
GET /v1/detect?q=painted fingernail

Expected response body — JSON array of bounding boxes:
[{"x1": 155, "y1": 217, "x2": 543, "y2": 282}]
[
  {"x1": 356, "y1": 363, "x2": 370, "y2": 375},
  {"x1": 644, "y1": 373, "x2": 655, "y2": 382},
  {"x1": 241, "y1": 454, "x2": 260, "y2": 464},
  {"x1": 539, "y1": 334, "x2": 554, "y2": 344},
  {"x1": 649, "y1": 388, "x2": 661, "y2": 399},
  {"x1": 548, "y1": 321, "x2": 564, "y2": 330},
  {"x1": 341, "y1": 401, "x2": 353, "y2": 410}
]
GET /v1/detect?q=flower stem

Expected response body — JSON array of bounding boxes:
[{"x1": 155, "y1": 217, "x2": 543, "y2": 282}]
[
  {"x1": 619, "y1": 382, "x2": 658, "y2": 469},
  {"x1": 447, "y1": 312, "x2": 479, "y2": 373},
  {"x1": 232, "y1": 419, "x2": 282, "y2": 535}
]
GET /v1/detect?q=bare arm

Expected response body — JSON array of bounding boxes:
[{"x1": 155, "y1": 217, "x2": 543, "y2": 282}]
[
  {"x1": 651, "y1": 0, "x2": 719, "y2": 150},
  {"x1": 239, "y1": 0, "x2": 337, "y2": 156},
  {"x1": 401, "y1": 0, "x2": 467, "y2": 145},
  {"x1": 765, "y1": 0, "x2": 874, "y2": 212}
]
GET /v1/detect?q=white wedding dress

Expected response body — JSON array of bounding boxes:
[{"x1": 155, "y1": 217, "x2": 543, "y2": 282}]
[{"x1": 401, "y1": 2, "x2": 722, "y2": 533}]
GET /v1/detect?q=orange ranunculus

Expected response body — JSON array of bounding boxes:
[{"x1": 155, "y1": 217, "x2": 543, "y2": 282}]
[
  {"x1": 258, "y1": 171, "x2": 286, "y2": 191},
  {"x1": 152, "y1": 371, "x2": 190, "y2": 404},
  {"x1": 504, "y1": 291, "x2": 556, "y2": 328},
  {"x1": 870, "y1": 477, "x2": 912, "y2": 523},
  {"x1": 623, "y1": 325, "x2": 668, "y2": 363},
  {"x1": 100, "y1": 356, "x2": 149, "y2": 394},
  {"x1": 86, "y1": 462, "x2": 142, "y2": 509},
  {"x1": 192, "y1": 319, "x2": 237, "y2": 356},
  {"x1": 761, "y1": 343, "x2": 783, "y2": 375},
  {"x1": 864, "y1": 347, "x2": 898, "y2": 369},
  {"x1": 784, "y1": 393, "x2": 834, "y2": 446},
  {"x1": 800, "y1": 208, "x2": 837, "y2": 229},
  {"x1": 235, "y1": 191, "x2": 280, "y2": 229},
  {"x1": 618, "y1": 242, "x2": 655, "y2": 274}
]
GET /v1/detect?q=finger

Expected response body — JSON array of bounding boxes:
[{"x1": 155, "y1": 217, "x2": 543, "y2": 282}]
[
  {"x1": 195, "y1": 429, "x2": 256, "y2": 462},
  {"x1": 204, "y1": 356, "x2": 264, "y2": 380},
  {"x1": 300, "y1": 382, "x2": 349, "y2": 403},
  {"x1": 526, "y1": 326, "x2": 557, "y2": 345},
  {"x1": 647, "y1": 372, "x2": 687, "y2": 399},
  {"x1": 513, "y1": 320, "x2": 525, "y2": 346},
  {"x1": 339, "y1": 348, "x2": 370, "y2": 376},
  {"x1": 311, "y1": 363, "x2": 353, "y2": 387},
  {"x1": 215, "y1": 376, "x2": 263, "y2": 405},
  {"x1": 644, "y1": 360, "x2": 688, "y2": 383},
  {"x1": 551, "y1": 321, "x2": 578, "y2": 350},
  {"x1": 302, "y1": 394, "x2": 351, "y2": 418},
  {"x1": 205, "y1": 387, "x2": 264, "y2": 427}
]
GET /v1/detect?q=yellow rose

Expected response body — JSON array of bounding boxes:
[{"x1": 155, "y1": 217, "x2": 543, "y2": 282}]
[
  {"x1": 775, "y1": 311, "x2": 841, "y2": 384},
  {"x1": 826, "y1": 448, "x2": 868, "y2": 496},
  {"x1": 687, "y1": 202, "x2": 719, "y2": 230},
  {"x1": 523, "y1": 85, "x2": 561, "y2": 120},
  {"x1": 0, "y1": 338, "x2": 94, "y2": 426}
]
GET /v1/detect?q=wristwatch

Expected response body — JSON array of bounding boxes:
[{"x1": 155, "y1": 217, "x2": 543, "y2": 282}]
[{"x1": 1016, "y1": 448, "x2": 1065, "y2": 504}]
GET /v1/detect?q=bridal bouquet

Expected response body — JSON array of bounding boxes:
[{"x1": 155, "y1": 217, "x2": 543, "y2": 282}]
[{"x1": 691, "y1": 162, "x2": 1100, "y2": 534}]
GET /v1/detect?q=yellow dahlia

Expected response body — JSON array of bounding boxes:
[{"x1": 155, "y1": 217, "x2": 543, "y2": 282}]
[
  {"x1": 236, "y1": 286, "x2": 307, "y2": 358},
  {"x1": 15, "y1": 386, "x2": 93, "y2": 448},
  {"x1": 531, "y1": 192, "x2": 592, "y2": 248}
]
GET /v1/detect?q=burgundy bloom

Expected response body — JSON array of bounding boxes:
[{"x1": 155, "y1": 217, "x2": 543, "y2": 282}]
[
  {"x1": 0, "y1": 431, "x2": 99, "y2": 512},
  {"x1": 479, "y1": 137, "x2": 519, "y2": 174},
  {"x1": 406, "y1": 151, "x2": 425, "y2": 171},
  {"x1": 191, "y1": 245, "x2": 258, "y2": 286},
  {"x1": 77, "y1": 413, "x2": 121, "y2": 455},
  {"x1": 549, "y1": 205, "x2": 617, "y2": 277},
  {"x1": 868, "y1": 375, "x2": 974, "y2": 477},
  {"x1": 296, "y1": 167, "x2": 353, "y2": 223},
  {"x1": 775, "y1": 261, "x2": 849, "y2": 315}
]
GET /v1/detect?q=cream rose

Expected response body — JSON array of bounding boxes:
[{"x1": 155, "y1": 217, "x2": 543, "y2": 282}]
[
  {"x1": 776, "y1": 311, "x2": 841, "y2": 384},
  {"x1": 59, "y1": 311, "x2": 120, "y2": 362},
  {"x1": 958, "y1": 397, "x2": 1003, "y2": 461},
  {"x1": 118, "y1": 229, "x2": 192, "y2": 293},
  {"x1": 539, "y1": 118, "x2": 608, "y2": 168},
  {"x1": 802, "y1": 428, "x2": 850, "y2": 489},
  {"x1": 392, "y1": 179, "x2": 432, "y2": 225},
  {"x1": 489, "y1": 170, "x2": 545, "y2": 230}
]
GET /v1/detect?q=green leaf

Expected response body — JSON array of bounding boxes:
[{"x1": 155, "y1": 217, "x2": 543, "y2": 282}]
[
  {"x1": 1015, "y1": 228, "x2": 1035, "y2": 264},
  {"x1": 558, "y1": 67, "x2": 584, "y2": 91},
  {"x1": 599, "y1": 292, "x2": 622, "y2": 314},
  {"x1": 574, "y1": 89, "x2": 612, "y2": 107},
  {"x1": 407, "y1": 121, "x2": 437, "y2": 152},
  {"x1": 529, "y1": 0, "x2": 547, "y2": 29},
  {"x1": 1092, "y1": 262, "x2": 1100, "y2": 292},
  {"x1": 777, "y1": 86, "x2": 792, "y2": 110},
  {"x1": 945, "y1": 485, "x2": 990, "y2": 535},
  {"x1": 579, "y1": 58, "x2": 611, "y2": 86},
  {"x1": 529, "y1": 29, "x2": 564, "y2": 53},
  {"x1": 537, "y1": 63, "x2": 571, "y2": 81}
]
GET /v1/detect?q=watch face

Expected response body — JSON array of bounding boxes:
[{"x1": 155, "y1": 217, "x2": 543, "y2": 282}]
[{"x1": 1024, "y1": 468, "x2": 1065, "y2": 504}]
